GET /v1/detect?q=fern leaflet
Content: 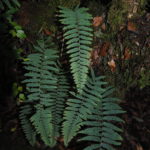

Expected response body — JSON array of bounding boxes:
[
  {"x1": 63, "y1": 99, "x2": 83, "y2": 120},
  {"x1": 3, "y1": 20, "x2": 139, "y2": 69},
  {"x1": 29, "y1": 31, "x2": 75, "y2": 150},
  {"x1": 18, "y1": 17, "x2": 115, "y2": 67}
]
[
  {"x1": 59, "y1": 6, "x2": 93, "y2": 93},
  {"x1": 19, "y1": 105, "x2": 36, "y2": 146}
]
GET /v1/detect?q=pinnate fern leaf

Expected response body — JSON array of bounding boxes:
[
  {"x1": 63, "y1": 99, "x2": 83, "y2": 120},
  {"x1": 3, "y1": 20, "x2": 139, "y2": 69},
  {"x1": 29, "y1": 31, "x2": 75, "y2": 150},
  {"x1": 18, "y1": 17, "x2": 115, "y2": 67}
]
[
  {"x1": 63, "y1": 70, "x2": 124, "y2": 149},
  {"x1": 30, "y1": 106, "x2": 54, "y2": 146},
  {"x1": 0, "y1": 0, "x2": 20, "y2": 10},
  {"x1": 49, "y1": 70, "x2": 70, "y2": 142},
  {"x1": 62, "y1": 72, "x2": 107, "y2": 146},
  {"x1": 19, "y1": 105, "x2": 36, "y2": 146},
  {"x1": 78, "y1": 73, "x2": 125, "y2": 150},
  {"x1": 59, "y1": 6, "x2": 93, "y2": 93},
  {"x1": 20, "y1": 37, "x2": 69, "y2": 147},
  {"x1": 23, "y1": 38, "x2": 59, "y2": 107}
]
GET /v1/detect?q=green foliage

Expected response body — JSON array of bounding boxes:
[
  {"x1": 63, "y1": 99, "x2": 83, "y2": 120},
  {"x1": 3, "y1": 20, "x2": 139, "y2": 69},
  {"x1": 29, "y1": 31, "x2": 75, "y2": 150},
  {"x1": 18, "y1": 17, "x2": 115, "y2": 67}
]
[
  {"x1": 30, "y1": 106, "x2": 54, "y2": 146},
  {"x1": 63, "y1": 69, "x2": 124, "y2": 149},
  {"x1": 139, "y1": 0, "x2": 148, "y2": 14},
  {"x1": 62, "y1": 71, "x2": 106, "y2": 146},
  {"x1": 9, "y1": 21, "x2": 27, "y2": 39},
  {"x1": 0, "y1": 0, "x2": 20, "y2": 21},
  {"x1": 51, "y1": 71, "x2": 70, "y2": 138},
  {"x1": 20, "y1": 37, "x2": 69, "y2": 147},
  {"x1": 12, "y1": 83, "x2": 25, "y2": 104},
  {"x1": 12, "y1": 83, "x2": 23, "y2": 97},
  {"x1": 0, "y1": 0, "x2": 26, "y2": 40},
  {"x1": 19, "y1": 6, "x2": 124, "y2": 150},
  {"x1": 20, "y1": 105, "x2": 36, "y2": 146},
  {"x1": 59, "y1": 7, "x2": 93, "y2": 93},
  {"x1": 138, "y1": 70, "x2": 150, "y2": 89},
  {"x1": 79, "y1": 75, "x2": 124, "y2": 150},
  {"x1": 0, "y1": 0, "x2": 20, "y2": 10},
  {"x1": 108, "y1": 0, "x2": 128, "y2": 31}
]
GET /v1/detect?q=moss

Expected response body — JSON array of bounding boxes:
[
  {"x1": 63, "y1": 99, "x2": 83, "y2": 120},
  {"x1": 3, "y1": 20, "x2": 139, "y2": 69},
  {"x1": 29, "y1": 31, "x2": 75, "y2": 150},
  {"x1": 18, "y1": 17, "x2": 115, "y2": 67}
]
[
  {"x1": 108, "y1": 0, "x2": 128, "y2": 31},
  {"x1": 138, "y1": 0, "x2": 148, "y2": 15},
  {"x1": 140, "y1": 0, "x2": 148, "y2": 8}
]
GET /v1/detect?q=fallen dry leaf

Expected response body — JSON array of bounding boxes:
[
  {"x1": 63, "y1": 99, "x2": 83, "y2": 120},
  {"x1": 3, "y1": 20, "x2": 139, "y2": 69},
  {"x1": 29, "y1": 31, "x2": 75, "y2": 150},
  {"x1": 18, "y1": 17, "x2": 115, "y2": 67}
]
[
  {"x1": 124, "y1": 48, "x2": 131, "y2": 60},
  {"x1": 108, "y1": 47, "x2": 113, "y2": 55},
  {"x1": 90, "y1": 47, "x2": 100, "y2": 66},
  {"x1": 43, "y1": 29, "x2": 52, "y2": 35},
  {"x1": 93, "y1": 16, "x2": 103, "y2": 27},
  {"x1": 99, "y1": 42, "x2": 110, "y2": 56},
  {"x1": 127, "y1": 22, "x2": 137, "y2": 32},
  {"x1": 119, "y1": 24, "x2": 126, "y2": 31},
  {"x1": 101, "y1": 23, "x2": 106, "y2": 30},
  {"x1": 108, "y1": 59, "x2": 116, "y2": 72},
  {"x1": 91, "y1": 49, "x2": 99, "y2": 60},
  {"x1": 136, "y1": 144, "x2": 143, "y2": 150}
]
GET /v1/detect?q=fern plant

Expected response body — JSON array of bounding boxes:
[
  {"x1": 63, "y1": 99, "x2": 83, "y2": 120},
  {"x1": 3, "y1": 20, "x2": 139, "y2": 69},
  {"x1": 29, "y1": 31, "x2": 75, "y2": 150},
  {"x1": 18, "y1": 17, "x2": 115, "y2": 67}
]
[
  {"x1": 78, "y1": 72, "x2": 125, "y2": 150},
  {"x1": 63, "y1": 70, "x2": 124, "y2": 149},
  {"x1": 20, "y1": 37, "x2": 69, "y2": 147},
  {"x1": 20, "y1": 6, "x2": 124, "y2": 150},
  {"x1": 59, "y1": 6, "x2": 93, "y2": 93},
  {"x1": 62, "y1": 72, "x2": 106, "y2": 146}
]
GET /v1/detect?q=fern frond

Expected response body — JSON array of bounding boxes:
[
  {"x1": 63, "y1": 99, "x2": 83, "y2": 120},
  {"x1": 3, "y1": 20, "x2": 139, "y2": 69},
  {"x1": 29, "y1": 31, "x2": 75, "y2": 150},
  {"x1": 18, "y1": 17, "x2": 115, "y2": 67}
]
[
  {"x1": 19, "y1": 105, "x2": 36, "y2": 146},
  {"x1": 59, "y1": 7, "x2": 93, "y2": 93},
  {"x1": 0, "y1": 0, "x2": 20, "y2": 10},
  {"x1": 30, "y1": 106, "x2": 54, "y2": 147},
  {"x1": 78, "y1": 73, "x2": 124, "y2": 150},
  {"x1": 21, "y1": 37, "x2": 59, "y2": 147},
  {"x1": 21, "y1": 37, "x2": 70, "y2": 147},
  {"x1": 63, "y1": 69, "x2": 124, "y2": 149},
  {"x1": 49, "y1": 70, "x2": 70, "y2": 143},
  {"x1": 62, "y1": 72, "x2": 106, "y2": 146},
  {"x1": 23, "y1": 37, "x2": 59, "y2": 106}
]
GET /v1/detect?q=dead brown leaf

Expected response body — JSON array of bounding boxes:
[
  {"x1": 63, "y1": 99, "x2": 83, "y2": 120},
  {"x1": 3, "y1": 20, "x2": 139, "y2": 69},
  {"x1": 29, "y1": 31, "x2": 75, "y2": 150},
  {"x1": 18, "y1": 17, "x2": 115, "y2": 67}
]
[
  {"x1": 136, "y1": 144, "x2": 143, "y2": 150},
  {"x1": 93, "y1": 16, "x2": 103, "y2": 27},
  {"x1": 124, "y1": 48, "x2": 131, "y2": 60},
  {"x1": 91, "y1": 49, "x2": 99, "y2": 60},
  {"x1": 108, "y1": 59, "x2": 116, "y2": 72},
  {"x1": 128, "y1": 22, "x2": 137, "y2": 32},
  {"x1": 43, "y1": 29, "x2": 52, "y2": 35},
  {"x1": 120, "y1": 24, "x2": 126, "y2": 31},
  {"x1": 101, "y1": 23, "x2": 106, "y2": 30},
  {"x1": 99, "y1": 42, "x2": 110, "y2": 56}
]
